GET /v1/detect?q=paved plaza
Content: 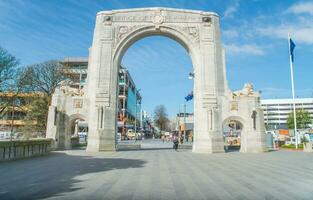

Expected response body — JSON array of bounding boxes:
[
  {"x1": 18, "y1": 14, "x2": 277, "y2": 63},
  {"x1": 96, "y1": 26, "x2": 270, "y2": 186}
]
[{"x1": 1, "y1": 143, "x2": 313, "y2": 200}]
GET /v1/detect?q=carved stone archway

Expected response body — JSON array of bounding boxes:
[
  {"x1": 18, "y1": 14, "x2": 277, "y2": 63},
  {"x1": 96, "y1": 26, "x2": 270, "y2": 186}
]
[
  {"x1": 46, "y1": 8, "x2": 266, "y2": 153},
  {"x1": 85, "y1": 8, "x2": 227, "y2": 153}
]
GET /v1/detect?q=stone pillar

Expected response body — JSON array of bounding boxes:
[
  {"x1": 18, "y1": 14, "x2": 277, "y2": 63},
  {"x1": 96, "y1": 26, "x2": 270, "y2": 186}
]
[
  {"x1": 192, "y1": 15, "x2": 225, "y2": 153},
  {"x1": 86, "y1": 12, "x2": 116, "y2": 152},
  {"x1": 239, "y1": 96, "x2": 267, "y2": 153}
]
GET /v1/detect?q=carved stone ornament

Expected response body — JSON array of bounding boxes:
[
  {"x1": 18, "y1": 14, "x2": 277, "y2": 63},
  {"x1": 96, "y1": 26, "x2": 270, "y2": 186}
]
[
  {"x1": 119, "y1": 26, "x2": 128, "y2": 34},
  {"x1": 230, "y1": 101, "x2": 238, "y2": 111},
  {"x1": 152, "y1": 9, "x2": 164, "y2": 29},
  {"x1": 233, "y1": 83, "x2": 257, "y2": 97},
  {"x1": 114, "y1": 25, "x2": 142, "y2": 48},
  {"x1": 103, "y1": 15, "x2": 112, "y2": 25},
  {"x1": 153, "y1": 14, "x2": 164, "y2": 25},
  {"x1": 188, "y1": 26, "x2": 199, "y2": 40}
]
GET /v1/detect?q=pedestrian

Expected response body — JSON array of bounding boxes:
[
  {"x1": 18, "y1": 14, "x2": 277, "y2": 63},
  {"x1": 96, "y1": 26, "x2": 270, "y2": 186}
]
[
  {"x1": 180, "y1": 135, "x2": 184, "y2": 144},
  {"x1": 173, "y1": 135, "x2": 179, "y2": 151}
]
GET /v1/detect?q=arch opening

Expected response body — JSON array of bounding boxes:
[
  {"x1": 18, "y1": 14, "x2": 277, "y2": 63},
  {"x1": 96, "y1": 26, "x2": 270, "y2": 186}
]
[
  {"x1": 222, "y1": 117, "x2": 244, "y2": 152},
  {"x1": 68, "y1": 116, "x2": 88, "y2": 148},
  {"x1": 115, "y1": 32, "x2": 195, "y2": 149}
]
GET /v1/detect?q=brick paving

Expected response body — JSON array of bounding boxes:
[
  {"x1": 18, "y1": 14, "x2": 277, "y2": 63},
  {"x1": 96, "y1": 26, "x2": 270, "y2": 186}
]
[{"x1": 1, "y1": 143, "x2": 313, "y2": 200}]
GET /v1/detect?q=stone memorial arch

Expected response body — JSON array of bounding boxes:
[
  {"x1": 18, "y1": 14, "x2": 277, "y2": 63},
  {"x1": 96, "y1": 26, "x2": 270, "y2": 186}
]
[{"x1": 46, "y1": 8, "x2": 266, "y2": 153}]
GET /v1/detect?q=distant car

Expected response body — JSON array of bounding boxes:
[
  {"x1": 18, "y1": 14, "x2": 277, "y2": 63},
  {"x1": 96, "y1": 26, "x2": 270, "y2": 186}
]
[{"x1": 285, "y1": 137, "x2": 297, "y2": 145}]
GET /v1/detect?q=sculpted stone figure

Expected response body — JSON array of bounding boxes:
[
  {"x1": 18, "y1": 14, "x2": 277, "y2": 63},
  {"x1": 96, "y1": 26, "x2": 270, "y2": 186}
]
[
  {"x1": 58, "y1": 80, "x2": 84, "y2": 96},
  {"x1": 233, "y1": 83, "x2": 256, "y2": 97}
]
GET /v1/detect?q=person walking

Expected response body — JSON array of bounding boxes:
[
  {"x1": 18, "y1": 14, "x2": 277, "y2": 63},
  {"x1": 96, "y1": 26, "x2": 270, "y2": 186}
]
[{"x1": 173, "y1": 134, "x2": 179, "y2": 151}]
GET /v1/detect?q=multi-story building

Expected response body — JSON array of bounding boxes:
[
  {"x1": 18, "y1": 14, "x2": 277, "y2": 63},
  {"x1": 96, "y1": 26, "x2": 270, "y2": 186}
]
[
  {"x1": 0, "y1": 92, "x2": 42, "y2": 135},
  {"x1": 0, "y1": 58, "x2": 142, "y2": 139},
  {"x1": 118, "y1": 66, "x2": 142, "y2": 139},
  {"x1": 60, "y1": 57, "x2": 88, "y2": 89},
  {"x1": 261, "y1": 98, "x2": 313, "y2": 129},
  {"x1": 60, "y1": 59, "x2": 143, "y2": 138}
]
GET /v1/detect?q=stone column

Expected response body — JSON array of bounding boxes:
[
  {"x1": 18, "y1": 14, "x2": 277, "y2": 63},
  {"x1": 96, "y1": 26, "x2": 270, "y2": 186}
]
[
  {"x1": 239, "y1": 96, "x2": 267, "y2": 153},
  {"x1": 192, "y1": 15, "x2": 224, "y2": 153},
  {"x1": 86, "y1": 13, "x2": 117, "y2": 152}
]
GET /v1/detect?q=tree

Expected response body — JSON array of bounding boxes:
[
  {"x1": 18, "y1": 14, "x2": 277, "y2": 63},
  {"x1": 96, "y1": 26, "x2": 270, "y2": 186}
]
[
  {"x1": 18, "y1": 60, "x2": 65, "y2": 96},
  {"x1": 287, "y1": 109, "x2": 312, "y2": 129},
  {"x1": 0, "y1": 46, "x2": 19, "y2": 91},
  {"x1": 16, "y1": 61, "x2": 65, "y2": 137},
  {"x1": 153, "y1": 105, "x2": 169, "y2": 131},
  {"x1": 18, "y1": 94, "x2": 50, "y2": 138},
  {"x1": 0, "y1": 47, "x2": 20, "y2": 117}
]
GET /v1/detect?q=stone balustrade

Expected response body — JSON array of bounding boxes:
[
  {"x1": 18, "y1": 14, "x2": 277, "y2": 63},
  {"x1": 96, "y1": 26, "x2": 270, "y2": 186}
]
[{"x1": 0, "y1": 139, "x2": 53, "y2": 161}]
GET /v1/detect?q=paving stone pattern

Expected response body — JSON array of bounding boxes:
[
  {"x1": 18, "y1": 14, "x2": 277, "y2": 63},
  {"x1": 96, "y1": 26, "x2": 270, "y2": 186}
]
[{"x1": 0, "y1": 148, "x2": 313, "y2": 200}]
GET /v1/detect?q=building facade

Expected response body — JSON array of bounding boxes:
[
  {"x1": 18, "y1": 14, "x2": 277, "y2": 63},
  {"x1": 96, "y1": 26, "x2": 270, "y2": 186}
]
[
  {"x1": 261, "y1": 98, "x2": 313, "y2": 129},
  {"x1": 176, "y1": 112, "x2": 194, "y2": 140},
  {"x1": 118, "y1": 66, "x2": 142, "y2": 139},
  {"x1": 0, "y1": 92, "x2": 42, "y2": 137},
  {"x1": 60, "y1": 57, "x2": 88, "y2": 89},
  {"x1": 61, "y1": 58, "x2": 143, "y2": 138}
]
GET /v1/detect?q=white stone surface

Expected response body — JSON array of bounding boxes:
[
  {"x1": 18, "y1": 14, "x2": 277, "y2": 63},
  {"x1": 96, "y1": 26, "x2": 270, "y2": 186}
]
[{"x1": 46, "y1": 7, "x2": 267, "y2": 153}]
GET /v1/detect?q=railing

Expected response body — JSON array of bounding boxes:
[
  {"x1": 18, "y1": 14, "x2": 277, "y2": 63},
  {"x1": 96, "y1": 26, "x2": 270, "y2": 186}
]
[{"x1": 0, "y1": 139, "x2": 53, "y2": 161}]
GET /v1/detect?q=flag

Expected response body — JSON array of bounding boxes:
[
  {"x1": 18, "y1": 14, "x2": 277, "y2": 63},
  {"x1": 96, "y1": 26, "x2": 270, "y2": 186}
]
[
  {"x1": 185, "y1": 91, "x2": 193, "y2": 101},
  {"x1": 289, "y1": 38, "x2": 296, "y2": 62}
]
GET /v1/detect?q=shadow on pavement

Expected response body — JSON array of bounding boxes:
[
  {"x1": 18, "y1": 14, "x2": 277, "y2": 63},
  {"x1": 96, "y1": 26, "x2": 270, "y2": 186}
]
[{"x1": 0, "y1": 151, "x2": 146, "y2": 200}]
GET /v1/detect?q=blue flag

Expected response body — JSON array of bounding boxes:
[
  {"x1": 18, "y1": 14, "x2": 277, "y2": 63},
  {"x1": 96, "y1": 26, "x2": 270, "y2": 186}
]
[
  {"x1": 185, "y1": 91, "x2": 193, "y2": 101},
  {"x1": 289, "y1": 38, "x2": 296, "y2": 62}
]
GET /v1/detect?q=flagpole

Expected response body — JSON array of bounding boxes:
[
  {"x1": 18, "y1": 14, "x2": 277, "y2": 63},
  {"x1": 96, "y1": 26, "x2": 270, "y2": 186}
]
[{"x1": 288, "y1": 33, "x2": 298, "y2": 149}]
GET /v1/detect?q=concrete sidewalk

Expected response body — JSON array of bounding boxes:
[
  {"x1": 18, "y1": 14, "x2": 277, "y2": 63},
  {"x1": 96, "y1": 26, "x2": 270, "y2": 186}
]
[{"x1": 0, "y1": 149, "x2": 313, "y2": 200}]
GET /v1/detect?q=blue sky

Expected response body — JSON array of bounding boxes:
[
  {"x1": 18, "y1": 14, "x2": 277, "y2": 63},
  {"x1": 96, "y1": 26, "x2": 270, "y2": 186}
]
[{"x1": 0, "y1": 0, "x2": 313, "y2": 117}]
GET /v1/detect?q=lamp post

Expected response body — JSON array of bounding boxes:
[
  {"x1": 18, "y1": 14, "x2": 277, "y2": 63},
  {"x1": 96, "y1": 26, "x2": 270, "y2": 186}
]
[
  {"x1": 188, "y1": 72, "x2": 195, "y2": 80},
  {"x1": 185, "y1": 71, "x2": 194, "y2": 143},
  {"x1": 183, "y1": 102, "x2": 186, "y2": 143}
]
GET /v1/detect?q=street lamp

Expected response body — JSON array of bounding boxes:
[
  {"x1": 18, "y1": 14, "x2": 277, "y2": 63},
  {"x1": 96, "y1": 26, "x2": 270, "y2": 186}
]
[
  {"x1": 188, "y1": 72, "x2": 195, "y2": 80},
  {"x1": 183, "y1": 103, "x2": 186, "y2": 143}
]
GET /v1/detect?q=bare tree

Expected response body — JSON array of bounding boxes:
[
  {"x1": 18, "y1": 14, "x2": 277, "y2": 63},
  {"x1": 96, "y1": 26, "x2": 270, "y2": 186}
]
[
  {"x1": 18, "y1": 60, "x2": 65, "y2": 96},
  {"x1": 153, "y1": 104, "x2": 169, "y2": 131}
]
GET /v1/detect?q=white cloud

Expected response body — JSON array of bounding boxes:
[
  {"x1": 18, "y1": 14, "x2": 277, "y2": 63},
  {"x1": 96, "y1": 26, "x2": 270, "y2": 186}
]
[
  {"x1": 224, "y1": 44, "x2": 265, "y2": 55},
  {"x1": 223, "y1": 30, "x2": 239, "y2": 38},
  {"x1": 287, "y1": 1, "x2": 313, "y2": 15},
  {"x1": 223, "y1": 2, "x2": 239, "y2": 19},
  {"x1": 258, "y1": 24, "x2": 313, "y2": 45}
]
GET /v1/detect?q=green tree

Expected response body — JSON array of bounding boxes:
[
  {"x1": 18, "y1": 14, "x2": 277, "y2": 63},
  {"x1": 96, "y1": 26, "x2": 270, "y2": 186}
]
[
  {"x1": 153, "y1": 105, "x2": 169, "y2": 131},
  {"x1": 16, "y1": 60, "x2": 66, "y2": 138},
  {"x1": 18, "y1": 94, "x2": 50, "y2": 138},
  {"x1": 287, "y1": 109, "x2": 312, "y2": 129}
]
